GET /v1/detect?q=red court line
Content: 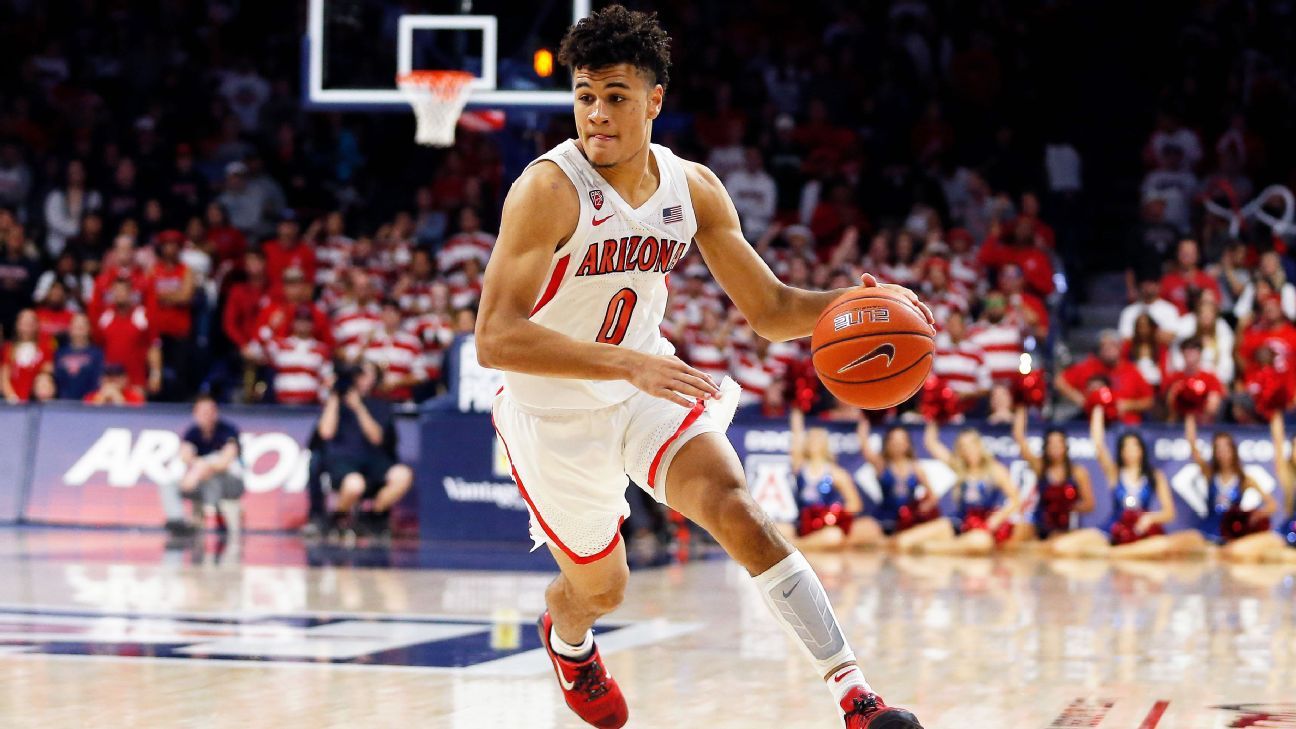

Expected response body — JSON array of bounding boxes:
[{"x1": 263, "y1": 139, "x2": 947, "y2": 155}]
[{"x1": 1137, "y1": 700, "x2": 1170, "y2": 729}]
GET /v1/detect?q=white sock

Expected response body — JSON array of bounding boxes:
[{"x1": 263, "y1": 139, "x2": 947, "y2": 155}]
[
  {"x1": 753, "y1": 551, "x2": 872, "y2": 709},
  {"x1": 550, "y1": 625, "x2": 594, "y2": 661},
  {"x1": 827, "y1": 665, "x2": 871, "y2": 707}
]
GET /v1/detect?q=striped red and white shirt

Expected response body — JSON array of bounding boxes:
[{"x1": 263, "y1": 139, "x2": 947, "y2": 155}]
[
  {"x1": 405, "y1": 313, "x2": 455, "y2": 382},
  {"x1": 683, "y1": 331, "x2": 732, "y2": 384},
  {"x1": 332, "y1": 302, "x2": 382, "y2": 362},
  {"x1": 732, "y1": 350, "x2": 787, "y2": 406},
  {"x1": 437, "y1": 231, "x2": 495, "y2": 273},
  {"x1": 949, "y1": 253, "x2": 981, "y2": 294},
  {"x1": 363, "y1": 328, "x2": 425, "y2": 402},
  {"x1": 924, "y1": 287, "x2": 971, "y2": 330},
  {"x1": 968, "y1": 321, "x2": 1024, "y2": 383},
  {"x1": 932, "y1": 332, "x2": 991, "y2": 396},
  {"x1": 267, "y1": 336, "x2": 332, "y2": 405}
]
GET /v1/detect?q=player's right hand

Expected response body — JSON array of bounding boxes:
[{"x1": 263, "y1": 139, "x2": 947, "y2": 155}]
[{"x1": 627, "y1": 353, "x2": 721, "y2": 408}]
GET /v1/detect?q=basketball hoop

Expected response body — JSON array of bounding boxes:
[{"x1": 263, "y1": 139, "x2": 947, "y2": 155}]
[{"x1": 397, "y1": 70, "x2": 475, "y2": 147}]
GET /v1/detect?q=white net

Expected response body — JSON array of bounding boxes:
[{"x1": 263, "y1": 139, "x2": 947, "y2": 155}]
[{"x1": 397, "y1": 71, "x2": 475, "y2": 148}]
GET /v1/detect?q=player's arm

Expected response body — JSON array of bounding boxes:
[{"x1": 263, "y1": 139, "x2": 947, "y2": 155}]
[
  {"x1": 475, "y1": 163, "x2": 719, "y2": 407},
  {"x1": 685, "y1": 162, "x2": 932, "y2": 343}
]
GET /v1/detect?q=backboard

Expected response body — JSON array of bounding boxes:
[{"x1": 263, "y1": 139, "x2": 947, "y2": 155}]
[{"x1": 304, "y1": 0, "x2": 594, "y2": 109}]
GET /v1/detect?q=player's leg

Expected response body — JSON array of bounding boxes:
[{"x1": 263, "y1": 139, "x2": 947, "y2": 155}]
[
  {"x1": 545, "y1": 540, "x2": 630, "y2": 650},
  {"x1": 665, "y1": 433, "x2": 921, "y2": 727}
]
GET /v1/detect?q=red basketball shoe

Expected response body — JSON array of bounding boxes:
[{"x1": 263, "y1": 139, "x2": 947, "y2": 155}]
[
  {"x1": 841, "y1": 686, "x2": 924, "y2": 728},
  {"x1": 537, "y1": 611, "x2": 628, "y2": 729}
]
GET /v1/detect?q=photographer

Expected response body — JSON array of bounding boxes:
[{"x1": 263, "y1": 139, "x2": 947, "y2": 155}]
[{"x1": 318, "y1": 359, "x2": 412, "y2": 539}]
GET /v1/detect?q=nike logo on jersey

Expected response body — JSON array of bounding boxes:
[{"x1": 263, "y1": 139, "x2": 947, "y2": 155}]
[
  {"x1": 592, "y1": 214, "x2": 615, "y2": 226},
  {"x1": 782, "y1": 580, "x2": 801, "y2": 599},
  {"x1": 836, "y1": 344, "x2": 896, "y2": 373}
]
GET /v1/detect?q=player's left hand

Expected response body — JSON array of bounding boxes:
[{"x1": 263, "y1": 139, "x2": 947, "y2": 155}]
[{"x1": 859, "y1": 273, "x2": 935, "y2": 325}]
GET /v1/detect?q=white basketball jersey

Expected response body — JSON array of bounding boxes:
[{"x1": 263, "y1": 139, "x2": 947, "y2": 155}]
[{"x1": 504, "y1": 139, "x2": 699, "y2": 410}]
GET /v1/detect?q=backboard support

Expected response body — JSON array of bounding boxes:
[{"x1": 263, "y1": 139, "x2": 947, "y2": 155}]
[{"x1": 304, "y1": 0, "x2": 590, "y2": 110}]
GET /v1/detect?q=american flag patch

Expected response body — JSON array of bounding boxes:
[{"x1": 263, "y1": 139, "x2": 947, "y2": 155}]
[{"x1": 663, "y1": 205, "x2": 683, "y2": 224}]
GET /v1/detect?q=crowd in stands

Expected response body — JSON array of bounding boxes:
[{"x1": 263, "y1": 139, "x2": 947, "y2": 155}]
[{"x1": 0, "y1": 1, "x2": 1294, "y2": 427}]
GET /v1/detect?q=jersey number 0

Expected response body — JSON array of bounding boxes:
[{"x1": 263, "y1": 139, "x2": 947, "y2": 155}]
[{"x1": 596, "y1": 288, "x2": 638, "y2": 345}]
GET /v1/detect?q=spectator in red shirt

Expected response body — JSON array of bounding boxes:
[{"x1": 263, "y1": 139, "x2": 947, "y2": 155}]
[
  {"x1": 1, "y1": 309, "x2": 54, "y2": 402},
  {"x1": 90, "y1": 235, "x2": 148, "y2": 320},
  {"x1": 1159, "y1": 238, "x2": 1222, "y2": 314},
  {"x1": 148, "y1": 230, "x2": 196, "y2": 400},
  {"x1": 203, "y1": 202, "x2": 248, "y2": 271},
  {"x1": 222, "y1": 250, "x2": 271, "y2": 356},
  {"x1": 996, "y1": 264, "x2": 1049, "y2": 339},
  {"x1": 83, "y1": 362, "x2": 146, "y2": 406},
  {"x1": 248, "y1": 267, "x2": 331, "y2": 363},
  {"x1": 94, "y1": 279, "x2": 161, "y2": 395},
  {"x1": 919, "y1": 257, "x2": 970, "y2": 329},
  {"x1": 1057, "y1": 330, "x2": 1155, "y2": 424},
  {"x1": 34, "y1": 279, "x2": 75, "y2": 341},
  {"x1": 1238, "y1": 293, "x2": 1296, "y2": 381},
  {"x1": 263, "y1": 213, "x2": 315, "y2": 296},
  {"x1": 977, "y1": 216, "x2": 1055, "y2": 297},
  {"x1": 1162, "y1": 337, "x2": 1225, "y2": 422}
]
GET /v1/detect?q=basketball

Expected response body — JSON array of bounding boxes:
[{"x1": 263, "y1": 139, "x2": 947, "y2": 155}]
[{"x1": 810, "y1": 288, "x2": 935, "y2": 410}]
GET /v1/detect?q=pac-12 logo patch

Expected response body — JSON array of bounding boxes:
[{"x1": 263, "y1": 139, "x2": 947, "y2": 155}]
[
  {"x1": 832, "y1": 307, "x2": 889, "y2": 332},
  {"x1": 589, "y1": 189, "x2": 605, "y2": 210}
]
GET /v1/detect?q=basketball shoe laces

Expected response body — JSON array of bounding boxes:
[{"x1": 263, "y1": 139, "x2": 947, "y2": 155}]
[
  {"x1": 845, "y1": 692, "x2": 881, "y2": 720},
  {"x1": 571, "y1": 659, "x2": 610, "y2": 699}
]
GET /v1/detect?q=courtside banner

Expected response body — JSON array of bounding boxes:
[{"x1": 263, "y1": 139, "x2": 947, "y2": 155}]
[
  {"x1": 0, "y1": 407, "x2": 34, "y2": 522},
  {"x1": 24, "y1": 404, "x2": 318, "y2": 529},
  {"x1": 418, "y1": 410, "x2": 528, "y2": 542},
  {"x1": 417, "y1": 413, "x2": 1289, "y2": 544},
  {"x1": 21, "y1": 404, "x2": 423, "y2": 530}
]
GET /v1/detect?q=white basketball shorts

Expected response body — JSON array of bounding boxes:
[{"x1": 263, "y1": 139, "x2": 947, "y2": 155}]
[{"x1": 491, "y1": 377, "x2": 741, "y2": 564}]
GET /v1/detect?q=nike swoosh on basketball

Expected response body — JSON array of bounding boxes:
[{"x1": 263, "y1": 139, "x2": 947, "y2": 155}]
[
  {"x1": 782, "y1": 580, "x2": 801, "y2": 599},
  {"x1": 836, "y1": 343, "x2": 896, "y2": 373},
  {"x1": 592, "y1": 214, "x2": 615, "y2": 226}
]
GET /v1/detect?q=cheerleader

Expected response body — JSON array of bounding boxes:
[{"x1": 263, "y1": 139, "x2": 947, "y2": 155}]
[
  {"x1": 892, "y1": 422, "x2": 1019, "y2": 555},
  {"x1": 1186, "y1": 414, "x2": 1278, "y2": 547},
  {"x1": 1011, "y1": 405, "x2": 1095, "y2": 546},
  {"x1": 1052, "y1": 407, "x2": 1176, "y2": 558},
  {"x1": 856, "y1": 418, "x2": 939, "y2": 537},
  {"x1": 1219, "y1": 413, "x2": 1296, "y2": 562},
  {"x1": 781, "y1": 408, "x2": 881, "y2": 550}
]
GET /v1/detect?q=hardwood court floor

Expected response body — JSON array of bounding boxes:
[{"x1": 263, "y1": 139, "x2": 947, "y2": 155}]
[{"x1": 0, "y1": 529, "x2": 1292, "y2": 728}]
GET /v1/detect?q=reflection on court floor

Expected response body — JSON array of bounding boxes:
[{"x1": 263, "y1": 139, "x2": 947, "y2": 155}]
[{"x1": 0, "y1": 528, "x2": 1293, "y2": 728}]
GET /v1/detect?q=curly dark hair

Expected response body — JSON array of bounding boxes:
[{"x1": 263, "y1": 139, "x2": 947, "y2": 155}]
[{"x1": 557, "y1": 4, "x2": 671, "y2": 90}]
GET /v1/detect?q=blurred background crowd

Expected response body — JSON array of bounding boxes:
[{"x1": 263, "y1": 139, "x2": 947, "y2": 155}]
[{"x1": 1, "y1": 0, "x2": 1295, "y2": 426}]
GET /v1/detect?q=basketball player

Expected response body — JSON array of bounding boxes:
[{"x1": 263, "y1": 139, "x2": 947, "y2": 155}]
[{"x1": 475, "y1": 6, "x2": 927, "y2": 728}]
